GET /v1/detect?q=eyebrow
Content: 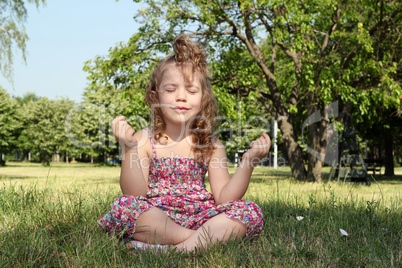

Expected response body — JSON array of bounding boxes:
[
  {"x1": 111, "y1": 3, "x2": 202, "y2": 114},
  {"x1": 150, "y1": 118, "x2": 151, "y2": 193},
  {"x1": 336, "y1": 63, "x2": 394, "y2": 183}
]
[
  {"x1": 186, "y1": 84, "x2": 200, "y2": 89},
  {"x1": 161, "y1": 83, "x2": 178, "y2": 88}
]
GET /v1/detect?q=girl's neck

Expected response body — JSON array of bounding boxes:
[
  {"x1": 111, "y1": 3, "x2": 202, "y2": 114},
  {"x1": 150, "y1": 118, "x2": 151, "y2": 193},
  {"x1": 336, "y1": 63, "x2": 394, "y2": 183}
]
[{"x1": 164, "y1": 123, "x2": 192, "y2": 143}]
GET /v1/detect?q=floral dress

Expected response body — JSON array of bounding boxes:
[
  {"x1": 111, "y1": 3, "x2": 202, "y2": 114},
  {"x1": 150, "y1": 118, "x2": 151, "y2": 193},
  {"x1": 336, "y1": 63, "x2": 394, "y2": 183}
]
[{"x1": 98, "y1": 128, "x2": 263, "y2": 238}]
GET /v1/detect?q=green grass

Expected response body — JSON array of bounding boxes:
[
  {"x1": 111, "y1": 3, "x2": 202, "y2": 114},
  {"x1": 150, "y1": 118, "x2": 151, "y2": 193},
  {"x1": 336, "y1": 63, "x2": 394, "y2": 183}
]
[{"x1": 1, "y1": 162, "x2": 401, "y2": 267}]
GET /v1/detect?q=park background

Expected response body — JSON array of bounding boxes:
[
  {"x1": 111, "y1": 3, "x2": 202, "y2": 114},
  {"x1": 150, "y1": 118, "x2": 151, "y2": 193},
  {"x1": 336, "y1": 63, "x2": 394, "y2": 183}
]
[{"x1": 1, "y1": 0, "x2": 401, "y2": 267}]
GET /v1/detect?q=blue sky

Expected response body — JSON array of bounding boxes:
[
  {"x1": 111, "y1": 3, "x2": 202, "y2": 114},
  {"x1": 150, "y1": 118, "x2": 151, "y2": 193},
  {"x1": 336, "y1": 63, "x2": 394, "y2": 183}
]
[{"x1": 0, "y1": 0, "x2": 141, "y2": 103}]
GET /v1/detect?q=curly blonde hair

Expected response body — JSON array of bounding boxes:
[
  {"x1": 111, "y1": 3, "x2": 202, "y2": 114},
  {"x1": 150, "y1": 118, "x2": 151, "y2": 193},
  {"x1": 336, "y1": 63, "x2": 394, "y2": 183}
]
[{"x1": 145, "y1": 35, "x2": 218, "y2": 162}]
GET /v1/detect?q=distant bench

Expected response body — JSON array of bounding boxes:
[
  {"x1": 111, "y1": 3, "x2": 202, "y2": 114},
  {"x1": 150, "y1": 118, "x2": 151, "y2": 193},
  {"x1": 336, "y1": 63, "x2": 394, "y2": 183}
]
[{"x1": 364, "y1": 159, "x2": 383, "y2": 175}]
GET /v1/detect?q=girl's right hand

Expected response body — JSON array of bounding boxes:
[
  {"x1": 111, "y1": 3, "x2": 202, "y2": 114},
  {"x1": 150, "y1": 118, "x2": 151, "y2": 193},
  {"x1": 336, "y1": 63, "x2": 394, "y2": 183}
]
[{"x1": 112, "y1": 116, "x2": 137, "y2": 148}]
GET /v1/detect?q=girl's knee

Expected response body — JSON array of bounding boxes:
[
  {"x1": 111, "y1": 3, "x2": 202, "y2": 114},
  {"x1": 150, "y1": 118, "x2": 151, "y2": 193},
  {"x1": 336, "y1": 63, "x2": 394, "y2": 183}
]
[
  {"x1": 110, "y1": 195, "x2": 153, "y2": 221},
  {"x1": 113, "y1": 195, "x2": 138, "y2": 206},
  {"x1": 224, "y1": 200, "x2": 264, "y2": 235},
  {"x1": 231, "y1": 200, "x2": 263, "y2": 217}
]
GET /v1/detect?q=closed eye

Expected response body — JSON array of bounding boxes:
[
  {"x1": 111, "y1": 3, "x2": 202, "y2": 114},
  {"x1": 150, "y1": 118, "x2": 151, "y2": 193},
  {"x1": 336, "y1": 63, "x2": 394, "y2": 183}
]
[{"x1": 187, "y1": 87, "x2": 199, "y2": 94}]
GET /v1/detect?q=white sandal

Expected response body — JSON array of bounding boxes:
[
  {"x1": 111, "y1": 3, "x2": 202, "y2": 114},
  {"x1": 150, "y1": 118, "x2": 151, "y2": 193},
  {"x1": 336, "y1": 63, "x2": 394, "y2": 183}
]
[{"x1": 127, "y1": 240, "x2": 169, "y2": 252}]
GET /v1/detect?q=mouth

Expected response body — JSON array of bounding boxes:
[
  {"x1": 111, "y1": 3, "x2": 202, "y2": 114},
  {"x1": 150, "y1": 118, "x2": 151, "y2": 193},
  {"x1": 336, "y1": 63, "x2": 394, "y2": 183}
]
[{"x1": 173, "y1": 106, "x2": 190, "y2": 112}]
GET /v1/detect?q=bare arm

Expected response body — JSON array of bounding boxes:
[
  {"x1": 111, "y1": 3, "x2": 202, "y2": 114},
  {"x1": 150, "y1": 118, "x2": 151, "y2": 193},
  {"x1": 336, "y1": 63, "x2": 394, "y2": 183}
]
[
  {"x1": 208, "y1": 133, "x2": 271, "y2": 205},
  {"x1": 112, "y1": 116, "x2": 149, "y2": 197}
]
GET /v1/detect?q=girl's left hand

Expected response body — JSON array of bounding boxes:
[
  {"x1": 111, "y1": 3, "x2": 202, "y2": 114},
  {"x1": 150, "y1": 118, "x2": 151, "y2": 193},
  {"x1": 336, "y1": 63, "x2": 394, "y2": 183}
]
[{"x1": 243, "y1": 132, "x2": 271, "y2": 166}]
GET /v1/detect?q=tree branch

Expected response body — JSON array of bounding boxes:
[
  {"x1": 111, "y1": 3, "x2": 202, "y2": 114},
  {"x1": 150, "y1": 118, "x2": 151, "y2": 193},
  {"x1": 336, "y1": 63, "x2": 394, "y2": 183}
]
[
  {"x1": 320, "y1": 5, "x2": 340, "y2": 58},
  {"x1": 240, "y1": 7, "x2": 275, "y2": 83},
  {"x1": 369, "y1": 4, "x2": 402, "y2": 36},
  {"x1": 277, "y1": 42, "x2": 302, "y2": 74},
  {"x1": 258, "y1": 13, "x2": 276, "y2": 73}
]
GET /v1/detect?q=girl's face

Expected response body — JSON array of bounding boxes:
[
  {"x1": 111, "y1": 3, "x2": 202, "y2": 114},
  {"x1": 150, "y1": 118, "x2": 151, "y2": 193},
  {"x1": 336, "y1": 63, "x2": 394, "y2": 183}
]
[{"x1": 157, "y1": 64, "x2": 203, "y2": 127}]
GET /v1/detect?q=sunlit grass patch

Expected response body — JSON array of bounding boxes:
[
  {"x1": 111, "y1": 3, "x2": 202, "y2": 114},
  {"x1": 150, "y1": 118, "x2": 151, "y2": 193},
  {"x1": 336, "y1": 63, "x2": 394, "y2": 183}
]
[{"x1": 0, "y1": 162, "x2": 401, "y2": 267}]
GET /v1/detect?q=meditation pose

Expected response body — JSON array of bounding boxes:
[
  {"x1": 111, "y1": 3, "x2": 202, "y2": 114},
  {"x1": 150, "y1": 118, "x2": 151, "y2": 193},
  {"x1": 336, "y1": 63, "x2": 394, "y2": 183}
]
[{"x1": 98, "y1": 35, "x2": 271, "y2": 252}]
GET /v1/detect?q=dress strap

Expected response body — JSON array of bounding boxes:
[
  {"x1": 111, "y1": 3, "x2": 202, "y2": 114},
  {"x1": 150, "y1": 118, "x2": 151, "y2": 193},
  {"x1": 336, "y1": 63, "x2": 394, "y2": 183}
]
[{"x1": 143, "y1": 127, "x2": 157, "y2": 158}]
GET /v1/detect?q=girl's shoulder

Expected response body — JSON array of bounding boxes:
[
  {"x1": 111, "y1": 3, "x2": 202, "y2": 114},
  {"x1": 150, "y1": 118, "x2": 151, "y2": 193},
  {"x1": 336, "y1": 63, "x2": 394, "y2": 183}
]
[
  {"x1": 213, "y1": 138, "x2": 224, "y2": 147},
  {"x1": 208, "y1": 138, "x2": 227, "y2": 160},
  {"x1": 134, "y1": 128, "x2": 153, "y2": 159}
]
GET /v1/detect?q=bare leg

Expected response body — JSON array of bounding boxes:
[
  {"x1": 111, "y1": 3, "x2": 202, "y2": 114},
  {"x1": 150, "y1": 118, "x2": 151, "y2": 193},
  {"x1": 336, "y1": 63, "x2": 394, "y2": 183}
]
[
  {"x1": 130, "y1": 207, "x2": 247, "y2": 252},
  {"x1": 132, "y1": 207, "x2": 195, "y2": 245},
  {"x1": 174, "y1": 214, "x2": 247, "y2": 252}
]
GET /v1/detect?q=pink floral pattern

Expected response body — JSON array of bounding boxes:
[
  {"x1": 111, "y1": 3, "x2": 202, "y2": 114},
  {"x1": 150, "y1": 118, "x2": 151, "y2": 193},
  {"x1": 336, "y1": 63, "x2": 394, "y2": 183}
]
[{"x1": 98, "y1": 128, "x2": 263, "y2": 238}]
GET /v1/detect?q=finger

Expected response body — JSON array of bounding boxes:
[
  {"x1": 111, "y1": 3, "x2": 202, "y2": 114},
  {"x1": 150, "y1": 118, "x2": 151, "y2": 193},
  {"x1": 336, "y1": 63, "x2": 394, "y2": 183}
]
[
  {"x1": 125, "y1": 126, "x2": 135, "y2": 137},
  {"x1": 256, "y1": 133, "x2": 270, "y2": 148},
  {"x1": 262, "y1": 132, "x2": 271, "y2": 142},
  {"x1": 256, "y1": 138, "x2": 269, "y2": 149},
  {"x1": 112, "y1": 116, "x2": 124, "y2": 130}
]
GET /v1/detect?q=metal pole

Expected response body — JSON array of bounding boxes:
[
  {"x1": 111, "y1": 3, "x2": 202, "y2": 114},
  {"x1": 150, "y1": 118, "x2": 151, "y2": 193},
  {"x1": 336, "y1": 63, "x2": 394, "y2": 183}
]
[{"x1": 273, "y1": 118, "x2": 278, "y2": 169}]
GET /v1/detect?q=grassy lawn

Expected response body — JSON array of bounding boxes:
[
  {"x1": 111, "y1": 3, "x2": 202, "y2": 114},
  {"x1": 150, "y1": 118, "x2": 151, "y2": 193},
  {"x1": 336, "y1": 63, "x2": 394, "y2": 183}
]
[{"x1": 1, "y1": 162, "x2": 401, "y2": 267}]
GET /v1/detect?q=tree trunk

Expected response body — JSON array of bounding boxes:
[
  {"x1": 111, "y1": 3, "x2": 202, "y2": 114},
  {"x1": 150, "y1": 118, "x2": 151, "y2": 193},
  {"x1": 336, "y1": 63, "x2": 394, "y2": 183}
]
[
  {"x1": 278, "y1": 116, "x2": 307, "y2": 181},
  {"x1": 0, "y1": 152, "x2": 5, "y2": 166},
  {"x1": 260, "y1": 77, "x2": 307, "y2": 181},
  {"x1": 307, "y1": 109, "x2": 332, "y2": 183},
  {"x1": 306, "y1": 91, "x2": 322, "y2": 183},
  {"x1": 43, "y1": 154, "x2": 50, "y2": 166},
  {"x1": 307, "y1": 122, "x2": 322, "y2": 183},
  {"x1": 384, "y1": 130, "x2": 394, "y2": 176},
  {"x1": 318, "y1": 116, "x2": 330, "y2": 181}
]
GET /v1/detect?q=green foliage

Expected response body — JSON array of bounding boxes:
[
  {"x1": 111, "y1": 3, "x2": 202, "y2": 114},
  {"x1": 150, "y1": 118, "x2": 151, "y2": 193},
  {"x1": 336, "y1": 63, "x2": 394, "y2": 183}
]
[
  {"x1": 63, "y1": 85, "x2": 150, "y2": 163},
  {"x1": 0, "y1": 87, "x2": 21, "y2": 165},
  {"x1": 329, "y1": 1, "x2": 401, "y2": 124},
  {"x1": 84, "y1": 0, "x2": 401, "y2": 181},
  {"x1": 12, "y1": 92, "x2": 41, "y2": 161},
  {"x1": 17, "y1": 97, "x2": 74, "y2": 164},
  {"x1": 0, "y1": 0, "x2": 46, "y2": 81},
  {"x1": 211, "y1": 45, "x2": 272, "y2": 157}
]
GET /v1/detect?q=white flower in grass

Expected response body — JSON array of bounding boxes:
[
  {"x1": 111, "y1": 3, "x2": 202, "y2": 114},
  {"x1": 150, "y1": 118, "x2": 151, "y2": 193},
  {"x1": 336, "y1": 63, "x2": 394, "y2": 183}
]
[
  {"x1": 339, "y1": 229, "x2": 349, "y2": 236},
  {"x1": 296, "y1": 216, "x2": 304, "y2": 221}
]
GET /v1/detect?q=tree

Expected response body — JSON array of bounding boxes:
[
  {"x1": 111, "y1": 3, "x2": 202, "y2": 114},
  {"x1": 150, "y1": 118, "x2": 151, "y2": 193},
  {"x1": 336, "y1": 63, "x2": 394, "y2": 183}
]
[
  {"x1": 65, "y1": 86, "x2": 149, "y2": 164},
  {"x1": 334, "y1": 0, "x2": 402, "y2": 177},
  {"x1": 84, "y1": 40, "x2": 272, "y2": 161},
  {"x1": 211, "y1": 44, "x2": 272, "y2": 159},
  {"x1": 355, "y1": 107, "x2": 402, "y2": 177},
  {"x1": 86, "y1": 0, "x2": 401, "y2": 182},
  {"x1": 0, "y1": 87, "x2": 20, "y2": 165},
  {"x1": 13, "y1": 92, "x2": 41, "y2": 161},
  {"x1": 0, "y1": 0, "x2": 46, "y2": 81},
  {"x1": 21, "y1": 97, "x2": 74, "y2": 165}
]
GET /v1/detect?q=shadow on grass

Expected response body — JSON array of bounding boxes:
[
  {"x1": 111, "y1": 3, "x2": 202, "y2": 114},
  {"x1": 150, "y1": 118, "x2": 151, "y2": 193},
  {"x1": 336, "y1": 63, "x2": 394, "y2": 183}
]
[
  {"x1": 2, "y1": 161, "x2": 107, "y2": 169},
  {"x1": 321, "y1": 172, "x2": 402, "y2": 184},
  {"x1": 368, "y1": 174, "x2": 402, "y2": 182},
  {"x1": 1, "y1": 175, "x2": 39, "y2": 180}
]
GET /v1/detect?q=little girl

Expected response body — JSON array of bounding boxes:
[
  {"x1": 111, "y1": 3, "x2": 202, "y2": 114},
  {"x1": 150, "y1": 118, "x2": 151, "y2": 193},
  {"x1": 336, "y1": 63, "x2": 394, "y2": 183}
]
[{"x1": 98, "y1": 35, "x2": 271, "y2": 252}]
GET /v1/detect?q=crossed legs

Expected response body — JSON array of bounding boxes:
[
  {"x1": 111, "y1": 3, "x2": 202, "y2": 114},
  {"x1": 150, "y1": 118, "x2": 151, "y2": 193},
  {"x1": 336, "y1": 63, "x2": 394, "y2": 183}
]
[{"x1": 131, "y1": 207, "x2": 247, "y2": 251}]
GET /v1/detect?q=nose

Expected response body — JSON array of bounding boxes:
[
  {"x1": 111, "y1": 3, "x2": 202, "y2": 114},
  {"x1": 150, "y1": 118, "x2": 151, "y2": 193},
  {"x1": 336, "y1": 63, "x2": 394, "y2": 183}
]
[{"x1": 176, "y1": 88, "x2": 187, "y2": 102}]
